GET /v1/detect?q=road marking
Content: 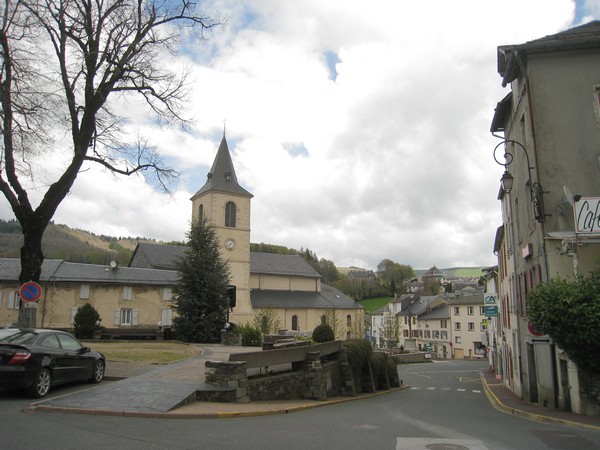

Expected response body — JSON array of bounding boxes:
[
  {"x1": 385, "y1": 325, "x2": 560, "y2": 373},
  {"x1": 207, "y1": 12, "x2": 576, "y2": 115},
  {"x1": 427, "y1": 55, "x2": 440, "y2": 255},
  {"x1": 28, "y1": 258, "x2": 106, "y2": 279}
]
[
  {"x1": 408, "y1": 386, "x2": 482, "y2": 394},
  {"x1": 396, "y1": 437, "x2": 490, "y2": 450}
]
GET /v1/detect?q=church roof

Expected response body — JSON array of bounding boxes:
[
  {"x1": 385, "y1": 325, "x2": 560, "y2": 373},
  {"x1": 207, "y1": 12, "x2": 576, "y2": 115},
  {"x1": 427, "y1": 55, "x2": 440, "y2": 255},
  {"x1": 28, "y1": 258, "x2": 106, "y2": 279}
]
[
  {"x1": 191, "y1": 135, "x2": 253, "y2": 200},
  {"x1": 129, "y1": 243, "x2": 322, "y2": 280},
  {"x1": 250, "y1": 283, "x2": 362, "y2": 309},
  {"x1": 250, "y1": 252, "x2": 321, "y2": 278},
  {"x1": 128, "y1": 243, "x2": 186, "y2": 270}
]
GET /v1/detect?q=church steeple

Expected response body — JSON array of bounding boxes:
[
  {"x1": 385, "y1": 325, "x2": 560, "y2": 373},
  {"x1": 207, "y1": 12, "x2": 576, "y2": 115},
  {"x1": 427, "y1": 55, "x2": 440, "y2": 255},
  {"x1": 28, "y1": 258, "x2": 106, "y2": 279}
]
[{"x1": 191, "y1": 135, "x2": 253, "y2": 200}]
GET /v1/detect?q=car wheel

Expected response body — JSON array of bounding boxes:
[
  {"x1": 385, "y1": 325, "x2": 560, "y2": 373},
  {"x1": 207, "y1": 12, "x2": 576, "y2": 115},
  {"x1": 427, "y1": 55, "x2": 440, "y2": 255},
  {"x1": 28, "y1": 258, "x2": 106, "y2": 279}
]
[
  {"x1": 27, "y1": 368, "x2": 51, "y2": 398},
  {"x1": 89, "y1": 359, "x2": 105, "y2": 383}
]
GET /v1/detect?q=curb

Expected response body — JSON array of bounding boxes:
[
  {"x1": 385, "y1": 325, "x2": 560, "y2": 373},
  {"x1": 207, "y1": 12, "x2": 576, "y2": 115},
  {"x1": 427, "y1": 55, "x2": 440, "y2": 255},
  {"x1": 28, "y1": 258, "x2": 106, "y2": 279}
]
[
  {"x1": 480, "y1": 372, "x2": 600, "y2": 431},
  {"x1": 26, "y1": 385, "x2": 409, "y2": 419}
]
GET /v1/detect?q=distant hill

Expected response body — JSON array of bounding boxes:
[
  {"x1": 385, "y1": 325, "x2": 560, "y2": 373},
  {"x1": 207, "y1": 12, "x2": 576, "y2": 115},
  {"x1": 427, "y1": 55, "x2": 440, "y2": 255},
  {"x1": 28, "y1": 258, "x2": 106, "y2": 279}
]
[{"x1": 0, "y1": 220, "x2": 162, "y2": 266}]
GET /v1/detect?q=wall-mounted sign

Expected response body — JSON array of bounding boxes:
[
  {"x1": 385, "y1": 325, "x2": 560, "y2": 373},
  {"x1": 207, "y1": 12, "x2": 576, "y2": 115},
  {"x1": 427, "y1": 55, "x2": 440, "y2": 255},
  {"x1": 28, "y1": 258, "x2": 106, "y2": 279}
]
[
  {"x1": 483, "y1": 305, "x2": 499, "y2": 316},
  {"x1": 574, "y1": 197, "x2": 600, "y2": 233},
  {"x1": 484, "y1": 294, "x2": 497, "y2": 305}
]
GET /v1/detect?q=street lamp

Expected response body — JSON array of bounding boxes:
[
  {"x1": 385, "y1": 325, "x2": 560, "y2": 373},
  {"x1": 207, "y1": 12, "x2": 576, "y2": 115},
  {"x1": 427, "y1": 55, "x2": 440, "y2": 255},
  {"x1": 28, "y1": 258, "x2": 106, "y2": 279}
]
[
  {"x1": 500, "y1": 171, "x2": 514, "y2": 194},
  {"x1": 493, "y1": 139, "x2": 544, "y2": 222}
]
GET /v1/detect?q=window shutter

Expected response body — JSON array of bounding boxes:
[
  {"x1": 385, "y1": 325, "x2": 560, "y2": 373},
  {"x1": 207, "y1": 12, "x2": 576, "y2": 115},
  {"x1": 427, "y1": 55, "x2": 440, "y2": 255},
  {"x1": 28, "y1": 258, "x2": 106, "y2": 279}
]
[
  {"x1": 122, "y1": 286, "x2": 132, "y2": 300},
  {"x1": 162, "y1": 288, "x2": 172, "y2": 301},
  {"x1": 71, "y1": 307, "x2": 78, "y2": 324},
  {"x1": 161, "y1": 308, "x2": 173, "y2": 326},
  {"x1": 0, "y1": 291, "x2": 3, "y2": 308},
  {"x1": 8, "y1": 291, "x2": 15, "y2": 309},
  {"x1": 132, "y1": 309, "x2": 139, "y2": 325},
  {"x1": 80, "y1": 284, "x2": 90, "y2": 299},
  {"x1": 114, "y1": 309, "x2": 120, "y2": 325}
]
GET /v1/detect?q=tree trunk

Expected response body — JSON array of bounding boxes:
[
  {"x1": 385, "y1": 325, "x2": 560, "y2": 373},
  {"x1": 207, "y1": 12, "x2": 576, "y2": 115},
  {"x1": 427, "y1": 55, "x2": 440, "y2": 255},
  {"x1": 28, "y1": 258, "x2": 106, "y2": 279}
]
[{"x1": 17, "y1": 220, "x2": 46, "y2": 328}]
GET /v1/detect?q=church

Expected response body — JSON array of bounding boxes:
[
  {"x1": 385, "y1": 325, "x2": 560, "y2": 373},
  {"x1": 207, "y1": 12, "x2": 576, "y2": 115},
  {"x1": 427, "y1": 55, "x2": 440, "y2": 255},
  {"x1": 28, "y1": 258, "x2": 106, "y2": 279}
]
[{"x1": 0, "y1": 135, "x2": 363, "y2": 339}]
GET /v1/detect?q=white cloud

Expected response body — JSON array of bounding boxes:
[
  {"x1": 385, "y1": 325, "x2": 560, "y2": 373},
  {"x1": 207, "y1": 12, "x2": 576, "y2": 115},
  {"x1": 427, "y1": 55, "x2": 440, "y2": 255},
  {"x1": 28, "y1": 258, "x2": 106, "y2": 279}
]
[{"x1": 0, "y1": 0, "x2": 586, "y2": 270}]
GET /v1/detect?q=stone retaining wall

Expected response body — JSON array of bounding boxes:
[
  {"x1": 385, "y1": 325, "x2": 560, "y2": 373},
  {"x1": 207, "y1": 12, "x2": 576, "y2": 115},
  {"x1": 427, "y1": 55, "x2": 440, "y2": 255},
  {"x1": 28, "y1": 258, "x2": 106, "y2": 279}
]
[{"x1": 200, "y1": 349, "x2": 348, "y2": 403}]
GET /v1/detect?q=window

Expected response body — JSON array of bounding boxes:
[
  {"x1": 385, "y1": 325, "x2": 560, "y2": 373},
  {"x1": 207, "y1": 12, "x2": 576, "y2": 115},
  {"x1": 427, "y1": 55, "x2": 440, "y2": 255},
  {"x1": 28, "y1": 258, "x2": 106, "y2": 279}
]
[
  {"x1": 454, "y1": 322, "x2": 461, "y2": 331},
  {"x1": 80, "y1": 284, "x2": 90, "y2": 300},
  {"x1": 433, "y1": 330, "x2": 440, "y2": 339},
  {"x1": 114, "y1": 308, "x2": 139, "y2": 326},
  {"x1": 292, "y1": 315, "x2": 298, "y2": 331},
  {"x1": 57, "y1": 333, "x2": 82, "y2": 351},
  {"x1": 455, "y1": 336, "x2": 461, "y2": 344},
  {"x1": 347, "y1": 314, "x2": 352, "y2": 327},
  {"x1": 162, "y1": 288, "x2": 172, "y2": 301},
  {"x1": 480, "y1": 306, "x2": 485, "y2": 315},
  {"x1": 321, "y1": 315, "x2": 327, "y2": 325},
  {"x1": 122, "y1": 286, "x2": 133, "y2": 300},
  {"x1": 467, "y1": 306, "x2": 474, "y2": 315},
  {"x1": 454, "y1": 307, "x2": 460, "y2": 315},
  {"x1": 440, "y1": 320, "x2": 447, "y2": 328},
  {"x1": 225, "y1": 201, "x2": 236, "y2": 227},
  {"x1": 468, "y1": 322, "x2": 475, "y2": 331},
  {"x1": 198, "y1": 204, "x2": 204, "y2": 222},
  {"x1": 40, "y1": 335, "x2": 61, "y2": 349},
  {"x1": 424, "y1": 330, "x2": 431, "y2": 338},
  {"x1": 121, "y1": 308, "x2": 133, "y2": 325},
  {"x1": 441, "y1": 331, "x2": 448, "y2": 339}
]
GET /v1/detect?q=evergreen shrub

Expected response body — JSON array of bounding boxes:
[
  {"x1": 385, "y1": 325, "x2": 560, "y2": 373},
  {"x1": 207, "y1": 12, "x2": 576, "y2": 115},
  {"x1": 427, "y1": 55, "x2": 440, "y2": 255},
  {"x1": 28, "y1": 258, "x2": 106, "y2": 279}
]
[
  {"x1": 73, "y1": 303, "x2": 101, "y2": 339},
  {"x1": 312, "y1": 324, "x2": 335, "y2": 343},
  {"x1": 236, "y1": 323, "x2": 262, "y2": 347}
]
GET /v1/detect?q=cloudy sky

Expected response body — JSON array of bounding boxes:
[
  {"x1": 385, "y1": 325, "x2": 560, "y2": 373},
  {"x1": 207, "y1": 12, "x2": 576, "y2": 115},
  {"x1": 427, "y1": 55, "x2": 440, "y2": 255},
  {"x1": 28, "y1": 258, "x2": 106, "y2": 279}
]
[{"x1": 1, "y1": 0, "x2": 598, "y2": 271}]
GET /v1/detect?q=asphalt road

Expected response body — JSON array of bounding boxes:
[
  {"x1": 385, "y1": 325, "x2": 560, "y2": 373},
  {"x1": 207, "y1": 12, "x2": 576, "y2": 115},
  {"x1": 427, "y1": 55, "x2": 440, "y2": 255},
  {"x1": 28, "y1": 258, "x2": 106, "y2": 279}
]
[{"x1": 1, "y1": 360, "x2": 599, "y2": 450}]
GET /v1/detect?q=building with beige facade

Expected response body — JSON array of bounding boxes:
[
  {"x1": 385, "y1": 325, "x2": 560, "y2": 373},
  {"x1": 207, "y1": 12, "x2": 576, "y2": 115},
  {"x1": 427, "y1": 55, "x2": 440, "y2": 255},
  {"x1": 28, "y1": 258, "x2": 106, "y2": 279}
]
[
  {"x1": 0, "y1": 135, "x2": 362, "y2": 340},
  {"x1": 490, "y1": 21, "x2": 600, "y2": 415}
]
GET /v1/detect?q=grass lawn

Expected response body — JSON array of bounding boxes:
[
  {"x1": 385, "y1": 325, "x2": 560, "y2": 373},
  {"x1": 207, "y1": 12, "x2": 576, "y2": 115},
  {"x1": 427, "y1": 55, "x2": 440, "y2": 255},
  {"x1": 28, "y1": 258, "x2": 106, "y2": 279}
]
[
  {"x1": 83, "y1": 341, "x2": 203, "y2": 364},
  {"x1": 359, "y1": 297, "x2": 393, "y2": 313}
]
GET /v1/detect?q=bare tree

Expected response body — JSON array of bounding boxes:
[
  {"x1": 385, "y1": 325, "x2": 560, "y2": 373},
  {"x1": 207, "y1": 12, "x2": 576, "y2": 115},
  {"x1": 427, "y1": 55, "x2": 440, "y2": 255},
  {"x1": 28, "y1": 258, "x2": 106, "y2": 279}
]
[{"x1": 0, "y1": 0, "x2": 220, "y2": 326}]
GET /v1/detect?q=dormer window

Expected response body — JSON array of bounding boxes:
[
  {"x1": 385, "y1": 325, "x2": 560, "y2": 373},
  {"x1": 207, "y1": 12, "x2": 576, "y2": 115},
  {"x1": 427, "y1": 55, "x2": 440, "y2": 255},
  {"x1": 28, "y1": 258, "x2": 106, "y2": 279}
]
[
  {"x1": 225, "y1": 171, "x2": 232, "y2": 181},
  {"x1": 207, "y1": 173, "x2": 212, "y2": 180}
]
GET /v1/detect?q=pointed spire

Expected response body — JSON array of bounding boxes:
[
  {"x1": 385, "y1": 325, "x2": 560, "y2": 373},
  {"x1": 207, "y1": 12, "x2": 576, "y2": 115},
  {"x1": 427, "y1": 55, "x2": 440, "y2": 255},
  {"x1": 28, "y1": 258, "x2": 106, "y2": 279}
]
[{"x1": 191, "y1": 134, "x2": 253, "y2": 200}]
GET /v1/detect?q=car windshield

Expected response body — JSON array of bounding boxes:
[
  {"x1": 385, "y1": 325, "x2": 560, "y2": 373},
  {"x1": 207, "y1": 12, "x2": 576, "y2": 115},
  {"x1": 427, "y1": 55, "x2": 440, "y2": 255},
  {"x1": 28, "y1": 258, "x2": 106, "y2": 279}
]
[{"x1": 0, "y1": 331, "x2": 37, "y2": 344}]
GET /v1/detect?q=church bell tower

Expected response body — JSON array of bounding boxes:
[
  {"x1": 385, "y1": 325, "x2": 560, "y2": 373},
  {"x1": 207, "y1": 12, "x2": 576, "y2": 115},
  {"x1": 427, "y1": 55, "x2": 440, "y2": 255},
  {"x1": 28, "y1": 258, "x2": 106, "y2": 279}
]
[{"x1": 190, "y1": 134, "x2": 253, "y2": 322}]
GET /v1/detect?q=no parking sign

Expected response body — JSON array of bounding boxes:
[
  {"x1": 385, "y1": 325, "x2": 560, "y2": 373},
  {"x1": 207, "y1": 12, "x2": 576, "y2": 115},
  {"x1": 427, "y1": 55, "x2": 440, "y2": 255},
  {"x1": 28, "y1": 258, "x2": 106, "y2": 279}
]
[{"x1": 19, "y1": 281, "x2": 42, "y2": 303}]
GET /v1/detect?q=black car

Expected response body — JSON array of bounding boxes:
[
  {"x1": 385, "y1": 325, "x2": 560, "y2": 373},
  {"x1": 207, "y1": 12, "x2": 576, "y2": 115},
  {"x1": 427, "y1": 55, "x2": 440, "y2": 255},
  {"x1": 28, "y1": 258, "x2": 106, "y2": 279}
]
[{"x1": 0, "y1": 329, "x2": 106, "y2": 398}]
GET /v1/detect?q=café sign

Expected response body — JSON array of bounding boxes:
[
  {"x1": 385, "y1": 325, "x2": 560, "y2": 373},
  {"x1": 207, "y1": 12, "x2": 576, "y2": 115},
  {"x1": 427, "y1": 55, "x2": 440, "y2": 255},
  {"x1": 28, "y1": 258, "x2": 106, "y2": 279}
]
[{"x1": 575, "y1": 197, "x2": 600, "y2": 234}]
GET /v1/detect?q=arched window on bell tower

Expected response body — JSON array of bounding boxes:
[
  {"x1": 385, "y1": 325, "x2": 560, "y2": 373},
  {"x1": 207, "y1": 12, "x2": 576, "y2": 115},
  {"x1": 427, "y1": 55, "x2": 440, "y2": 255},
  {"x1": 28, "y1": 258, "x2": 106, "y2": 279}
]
[
  {"x1": 225, "y1": 201, "x2": 236, "y2": 228},
  {"x1": 198, "y1": 204, "x2": 204, "y2": 223}
]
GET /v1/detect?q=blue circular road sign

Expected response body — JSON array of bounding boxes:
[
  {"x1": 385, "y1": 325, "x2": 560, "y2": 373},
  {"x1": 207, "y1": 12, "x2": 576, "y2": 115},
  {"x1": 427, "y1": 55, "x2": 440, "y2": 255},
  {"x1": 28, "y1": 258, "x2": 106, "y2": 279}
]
[{"x1": 19, "y1": 281, "x2": 42, "y2": 303}]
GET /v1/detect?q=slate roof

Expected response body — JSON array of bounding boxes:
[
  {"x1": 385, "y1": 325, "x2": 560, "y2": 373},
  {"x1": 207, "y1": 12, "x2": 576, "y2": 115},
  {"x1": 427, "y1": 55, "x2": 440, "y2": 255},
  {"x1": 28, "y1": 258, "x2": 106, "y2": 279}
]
[
  {"x1": 498, "y1": 21, "x2": 600, "y2": 87},
  {"x1": 191, "y1": 136, "x2": 253, "y2": 200},
  {"x1": 250, "y1": 252, "x2": 321, "y2": 278},
  {"x1": 250, "y1": 283, "x2": 362, "y2": 310},
  {"x1": 418, "y1": 304, "x2": 450, "y2": 321},
  {"x1": 396, "y1": 295, "x2": 441, "y2": 316},
  {"x1": 0, "y1": 258, "x2": 177, "y2": 285},
  {"x1": 130, "y1": 243, "x2": 322, "y2": 280},
  {"x1": 445, "y1": 293, "x2": 484, "y2": 306},
  {"x1": 129, "y1": 243, "x2": 186, "y2": 270}
]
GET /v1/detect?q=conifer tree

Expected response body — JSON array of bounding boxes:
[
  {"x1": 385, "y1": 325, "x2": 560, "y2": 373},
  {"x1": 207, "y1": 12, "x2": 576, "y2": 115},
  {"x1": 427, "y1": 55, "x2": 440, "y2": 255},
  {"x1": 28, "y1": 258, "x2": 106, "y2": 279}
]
[{"x1": 172, "y1": 220, "x2": 230, "y2": 343}]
